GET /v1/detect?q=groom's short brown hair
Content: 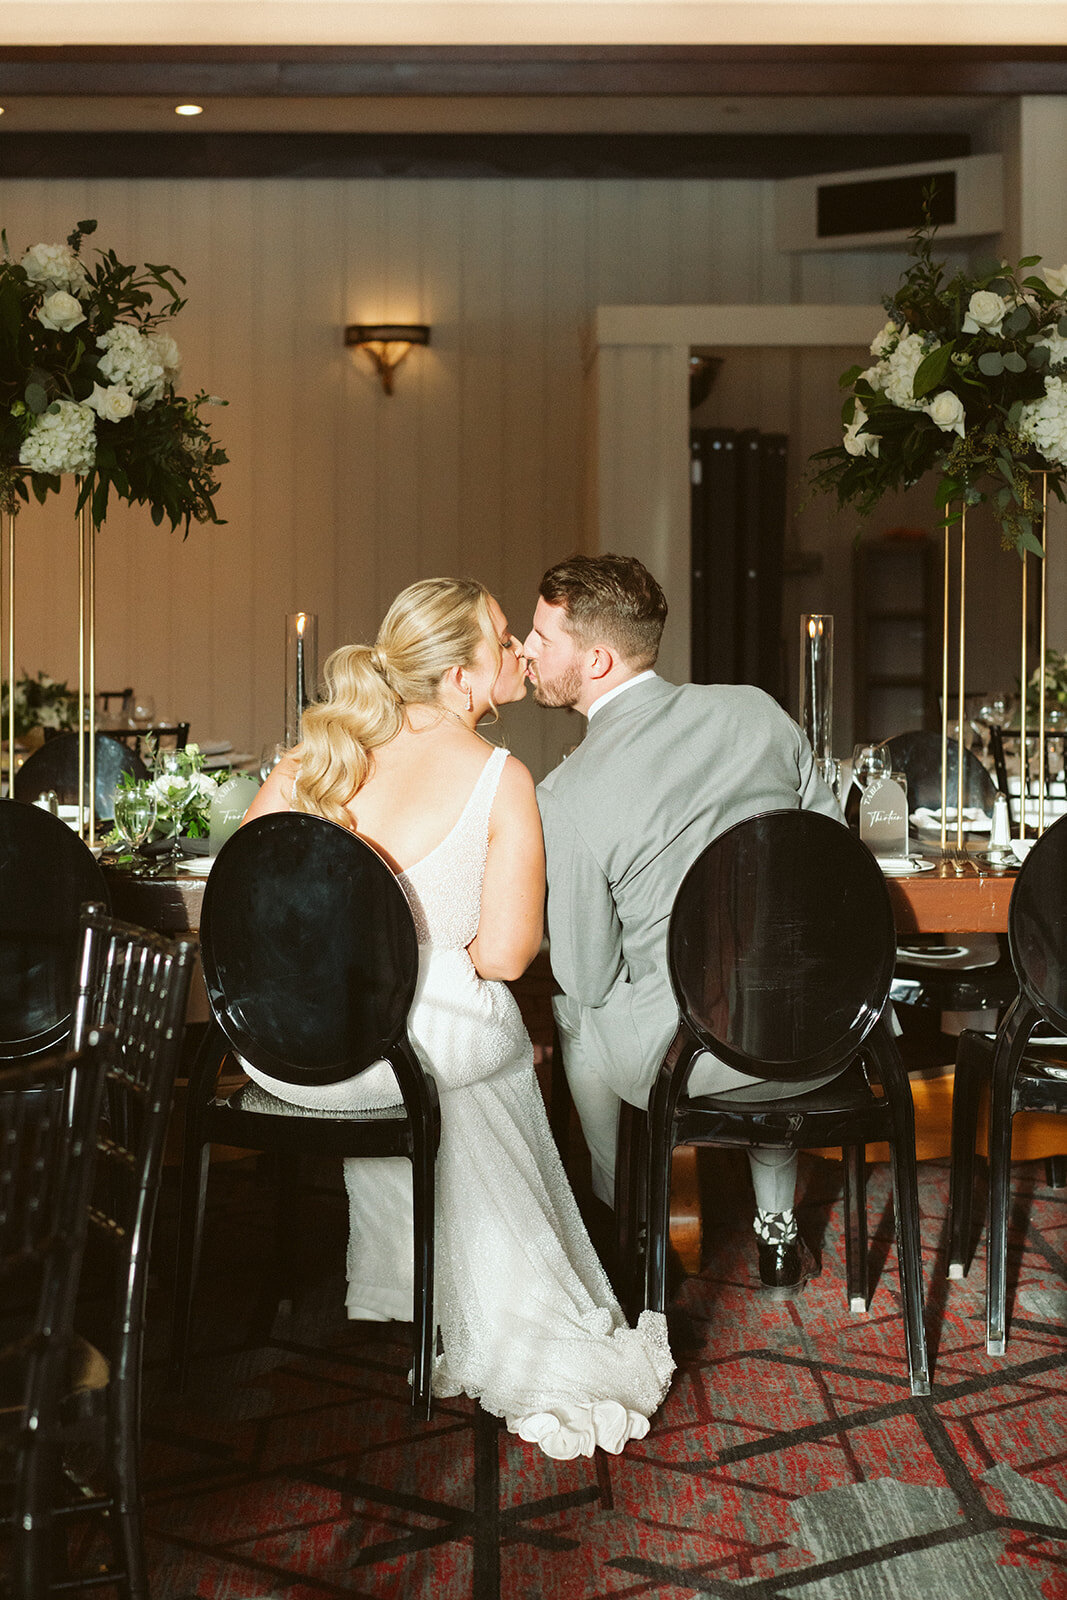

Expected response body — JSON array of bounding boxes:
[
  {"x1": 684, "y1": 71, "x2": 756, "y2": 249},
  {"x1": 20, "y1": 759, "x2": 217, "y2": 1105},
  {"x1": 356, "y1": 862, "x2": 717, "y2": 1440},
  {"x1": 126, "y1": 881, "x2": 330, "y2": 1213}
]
[{"x1": 539, "y1": 554, "x2": 668, "y2": 669}]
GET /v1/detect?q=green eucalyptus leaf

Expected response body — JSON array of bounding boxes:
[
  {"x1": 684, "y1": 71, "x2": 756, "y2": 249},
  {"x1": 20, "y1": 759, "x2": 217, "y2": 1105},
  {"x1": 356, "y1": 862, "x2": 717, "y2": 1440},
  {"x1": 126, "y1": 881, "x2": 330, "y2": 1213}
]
[
  {"x1": 912, "y1": 340, "x2": 954, "y2": 398},
  {"x1": 24, "y1": 382, "x2": 47, "y2": 413},
  {"x1": 1058, "y1": 316, "x2": 1067, "y2": 338},
  {"x1": 978, "y1": 351, "x2": 1005, "y2": 376},
  {"x1": 1017, "y1": 523, "x2": 1046, "y2": 558},
  {"x1": 839, "y1": 364, "x2": 863, "y2": 389},
  {"x1": 1004, "y1": 305, "x2": 1032, "y2": 335},
  {"x1": 1028, "y1": 345, "x2": 1051, "y2": 368},
  {"x1": 1002, "y1": 351, "x2": 1027, "y2": 373}
]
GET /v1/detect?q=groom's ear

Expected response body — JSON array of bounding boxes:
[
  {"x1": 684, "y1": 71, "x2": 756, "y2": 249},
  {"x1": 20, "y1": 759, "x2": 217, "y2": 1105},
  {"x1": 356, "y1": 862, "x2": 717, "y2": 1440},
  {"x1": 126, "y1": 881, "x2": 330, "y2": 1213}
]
[{"x1": 587, "y1": 644, "x2": 615, "y2": 681}]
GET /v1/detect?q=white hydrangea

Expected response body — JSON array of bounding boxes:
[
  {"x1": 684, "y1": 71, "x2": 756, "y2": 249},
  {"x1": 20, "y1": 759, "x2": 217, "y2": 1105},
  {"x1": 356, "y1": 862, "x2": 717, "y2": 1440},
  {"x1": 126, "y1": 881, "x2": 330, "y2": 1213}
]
[
  {"x1": 1032, "y1": 326, "x2": 1067, "y2": 370},
  {"x1": 870, "y1": 319, "x2": 903, "y2": 359},
  {"x1": 18, "y1": 400, "x2": 96, "y2": 475},
  {"x1": 1019, "y1": 376, "x2": 1067, "y2": 468},
  {"x1": 880, "y1": 331, "x2": 931, "y2": 411},
  {"x1": 96, "y1": 324, "x2": 167, "y2": 407},
  {"x1": 20, "y1": 241, "x2": 90, "y2": 298},
  {"x1": 147, "y1": 329, "x2": 182, "y2": 386}
]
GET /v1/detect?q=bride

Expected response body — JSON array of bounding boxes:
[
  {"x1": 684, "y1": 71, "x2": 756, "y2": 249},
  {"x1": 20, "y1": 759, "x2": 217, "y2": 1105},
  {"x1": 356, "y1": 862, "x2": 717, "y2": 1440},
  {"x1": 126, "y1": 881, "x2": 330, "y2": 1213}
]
[{"x1": 243, "y1": 577, "x2": 673, "y2": 1459}]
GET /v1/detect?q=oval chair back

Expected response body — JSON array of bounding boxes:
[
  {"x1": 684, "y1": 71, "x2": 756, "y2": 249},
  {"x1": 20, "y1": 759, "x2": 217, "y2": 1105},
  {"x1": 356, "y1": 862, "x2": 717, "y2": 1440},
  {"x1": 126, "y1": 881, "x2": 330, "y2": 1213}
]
[
  {"x1": 1008, "y1": 813, "x2": 1067, "y2": 1032},
  {"x1": 200, "y1": 812, "x2": 419, "y2": 1083},
  {"x1": 669, "y1": 808, "x2": 896, "y2": 1084},
  {"x1": 884, "y1": 729, "x2": 997, "y2": 817},
  {"x1": 0, "y1": 799, "x2": 109, "y2": 1059},
  {"x1": 12, "y1": 731, "x2": 148, "y2": 821},
  {"x1": 173, "y1": 812, "x2": 439, "y2": 1416}
]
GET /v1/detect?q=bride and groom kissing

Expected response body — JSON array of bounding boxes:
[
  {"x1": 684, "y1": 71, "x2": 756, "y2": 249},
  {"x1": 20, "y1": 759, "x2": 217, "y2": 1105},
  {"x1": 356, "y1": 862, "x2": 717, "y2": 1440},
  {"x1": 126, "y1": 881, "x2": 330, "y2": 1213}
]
[{"x1": 244, "y1": 552, "x2": 839, "y2": 1460}]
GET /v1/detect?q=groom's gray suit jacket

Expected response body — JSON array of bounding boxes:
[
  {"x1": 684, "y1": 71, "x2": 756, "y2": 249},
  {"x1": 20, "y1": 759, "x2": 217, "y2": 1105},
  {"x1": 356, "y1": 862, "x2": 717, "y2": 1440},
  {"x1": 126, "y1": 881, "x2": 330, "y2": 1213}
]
[{"x1": 536, "y1": 675, "x2": 842, "y2": 1106}]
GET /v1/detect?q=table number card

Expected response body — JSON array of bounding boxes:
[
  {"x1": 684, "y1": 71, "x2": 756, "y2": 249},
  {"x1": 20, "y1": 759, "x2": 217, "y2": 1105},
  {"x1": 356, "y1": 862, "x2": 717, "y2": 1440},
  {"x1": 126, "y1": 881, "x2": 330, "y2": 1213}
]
[
  {"x1": 859, "y1": 776, "x2": 909, "y2": 859},
  {"x1": 209, "y1": 774, "x2": 261, "y2": 855}
]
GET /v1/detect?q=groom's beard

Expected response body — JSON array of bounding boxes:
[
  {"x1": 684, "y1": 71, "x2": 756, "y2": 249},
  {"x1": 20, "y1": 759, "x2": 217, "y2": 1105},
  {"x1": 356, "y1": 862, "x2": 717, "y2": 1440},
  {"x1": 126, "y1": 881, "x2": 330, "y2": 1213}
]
[{"x1": 531, "y1": 662, "x2": 582, "y2": 709}]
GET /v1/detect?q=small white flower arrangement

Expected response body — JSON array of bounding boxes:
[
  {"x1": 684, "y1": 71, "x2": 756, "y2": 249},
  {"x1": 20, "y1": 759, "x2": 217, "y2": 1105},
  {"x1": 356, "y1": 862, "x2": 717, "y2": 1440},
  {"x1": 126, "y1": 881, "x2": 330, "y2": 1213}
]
[
  {"x1": 809, "y1": 207, "x2": 1067, "y2": 554},
  {"x1": 110, "y1": 740, "x2": 231, "y2": 844}
]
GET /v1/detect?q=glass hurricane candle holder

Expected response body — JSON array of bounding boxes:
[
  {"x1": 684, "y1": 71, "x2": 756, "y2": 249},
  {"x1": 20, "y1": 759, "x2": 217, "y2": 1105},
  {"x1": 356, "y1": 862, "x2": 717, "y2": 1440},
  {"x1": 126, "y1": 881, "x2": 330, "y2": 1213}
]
[
  {"x1": 285, "y1": 612, "x2": 318, "y2": 748},
  {"x1": 800, "y1": 613, "x2": 834, "y2": 783}
]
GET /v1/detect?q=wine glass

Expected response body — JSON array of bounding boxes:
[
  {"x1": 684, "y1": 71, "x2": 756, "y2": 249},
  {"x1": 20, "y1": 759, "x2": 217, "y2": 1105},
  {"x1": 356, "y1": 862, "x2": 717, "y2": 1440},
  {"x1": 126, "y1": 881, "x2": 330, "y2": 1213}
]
[
  {"x1": 129, "y1": 693, "x2": 156, "y2": 730},
  {"x1": 851, "y1": 743, "x2": 891, "y2": 790},
  {"x1": 259, "y1": 743, "x2": 285, "y2": 783},
  {"x1": 113, "y1": 786, "x2": 157, "y2": 871}
]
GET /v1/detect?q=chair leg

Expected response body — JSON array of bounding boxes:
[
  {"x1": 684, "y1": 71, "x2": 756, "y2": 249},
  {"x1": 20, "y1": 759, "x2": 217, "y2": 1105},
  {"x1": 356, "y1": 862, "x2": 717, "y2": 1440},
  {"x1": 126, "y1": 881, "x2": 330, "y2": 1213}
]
[
  {"x1": 986, "y1": 1004, "x2": 1035, "y2": 1355},
  {"x1": 644, "y1": 1127, "x2": 674, "y2": 1315},
  {"x1": 614, "y1": 1100, "x2": 647, "y2": 1317},
  {"x1": 867, "y1": 1026, "x2": 930, "y2": 1396},
  {"x1": 109, "y1": 1384, "x2": 149, "y2": 1599},
  {"x1": 409, "y1": 1126, "x2": 437, "y2": 1421},
  {"x1": 947, "y1": 1035, "x2": 987, "y2": 1280},
  {"x1": 842, "y1": 1143, "x2": 868, "y2": 1312},
  {"x1": 169, "y1": 1139, "x2": 212, "y2": 1391},
  {"x1": 1044, "y1": 1154, "x2": 1067, "y2": 1189}
]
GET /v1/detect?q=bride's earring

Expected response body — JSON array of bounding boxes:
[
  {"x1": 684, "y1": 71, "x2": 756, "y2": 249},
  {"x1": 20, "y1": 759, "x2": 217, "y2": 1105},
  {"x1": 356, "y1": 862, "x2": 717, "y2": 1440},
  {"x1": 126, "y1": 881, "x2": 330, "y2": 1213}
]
[{"x1": 464, "y1": 682, "x2": 473, "y2": 714}]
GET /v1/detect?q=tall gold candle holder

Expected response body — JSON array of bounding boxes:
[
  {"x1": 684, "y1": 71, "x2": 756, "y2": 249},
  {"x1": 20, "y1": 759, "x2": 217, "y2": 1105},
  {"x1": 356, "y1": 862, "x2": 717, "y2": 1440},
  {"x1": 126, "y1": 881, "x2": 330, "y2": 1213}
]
[
  {"x1": 76, "y1": 488, "x2": 97, "y2": 842},
  {"x1": 938, "y1": 508, "x2": 968, "y2": 864},
  {"x1": 2, "y1": 506, "x2": 14, "y2": 801}
]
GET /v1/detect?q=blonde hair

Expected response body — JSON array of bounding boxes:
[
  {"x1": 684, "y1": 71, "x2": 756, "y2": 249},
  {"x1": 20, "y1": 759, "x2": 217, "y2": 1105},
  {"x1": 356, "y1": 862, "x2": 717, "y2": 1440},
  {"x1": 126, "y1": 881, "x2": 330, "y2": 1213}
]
[{"x1": 291, "y1": 577, "x2": 502, "y2": 825}]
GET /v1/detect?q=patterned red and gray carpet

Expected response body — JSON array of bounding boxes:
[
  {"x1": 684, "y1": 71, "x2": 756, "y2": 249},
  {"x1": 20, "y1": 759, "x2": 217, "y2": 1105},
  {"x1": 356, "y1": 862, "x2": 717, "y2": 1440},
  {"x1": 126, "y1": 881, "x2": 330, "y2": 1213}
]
[{"x1": 140, "y1": 1152, "x2": 1067, "y2": 1598}]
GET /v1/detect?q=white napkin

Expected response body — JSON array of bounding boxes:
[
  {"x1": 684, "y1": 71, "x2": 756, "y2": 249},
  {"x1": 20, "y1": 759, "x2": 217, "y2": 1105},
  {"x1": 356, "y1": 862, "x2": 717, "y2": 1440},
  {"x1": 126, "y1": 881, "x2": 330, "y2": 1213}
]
[{"x1": 910, "y1": 806, "x2": 990, "y2": 834}]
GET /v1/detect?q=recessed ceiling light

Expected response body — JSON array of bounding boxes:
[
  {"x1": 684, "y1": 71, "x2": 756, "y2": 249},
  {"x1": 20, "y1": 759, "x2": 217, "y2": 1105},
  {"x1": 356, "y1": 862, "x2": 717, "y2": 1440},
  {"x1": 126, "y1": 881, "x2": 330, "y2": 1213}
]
[{"x1": 175, "y1": 104, "x2": 203, "y2": 118}]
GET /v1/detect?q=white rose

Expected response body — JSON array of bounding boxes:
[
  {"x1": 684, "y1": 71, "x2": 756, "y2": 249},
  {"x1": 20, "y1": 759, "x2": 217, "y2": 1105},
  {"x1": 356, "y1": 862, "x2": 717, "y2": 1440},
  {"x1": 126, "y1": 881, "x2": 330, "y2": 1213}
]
[
  {"x1": 843, "y1": 403, "x2": 879, "y2": 459},
  {"x1": 924, "y1": 390, "x2": 966, "y2": 438},
  {"x1": 86, "y1": 382, "x2": 136, "y2": 422},
  {"x1": 1042, "y1": 264, "x2": 1067, "y2": 298},
  {"x1": 881, "y1": 331, "x2": 929, "y2": 411},
  {"x1": 37, "y1": 289, "x2": 86, "y2": 333},
  {"x1": 962, "y1": 290, "x2": 1009, "y2": 336}
]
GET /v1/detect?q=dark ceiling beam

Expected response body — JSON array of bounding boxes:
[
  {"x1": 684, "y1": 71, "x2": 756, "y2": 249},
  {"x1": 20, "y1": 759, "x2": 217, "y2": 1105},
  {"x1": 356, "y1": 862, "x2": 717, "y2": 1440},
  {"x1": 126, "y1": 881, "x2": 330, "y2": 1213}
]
[
  {"x1": 0, "y1": 130, "x2": 972, "y2": 182},
  {"x1": 0, "y1": 45, "x2": 1065, "y2": 98}
]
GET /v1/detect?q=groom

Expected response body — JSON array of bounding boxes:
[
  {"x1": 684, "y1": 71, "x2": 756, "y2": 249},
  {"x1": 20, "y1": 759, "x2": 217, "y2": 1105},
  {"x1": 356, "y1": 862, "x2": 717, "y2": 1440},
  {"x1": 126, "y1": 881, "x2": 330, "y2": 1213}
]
[{"x1": 524, "y1": 553, "x2": 842, "y2": 1293}]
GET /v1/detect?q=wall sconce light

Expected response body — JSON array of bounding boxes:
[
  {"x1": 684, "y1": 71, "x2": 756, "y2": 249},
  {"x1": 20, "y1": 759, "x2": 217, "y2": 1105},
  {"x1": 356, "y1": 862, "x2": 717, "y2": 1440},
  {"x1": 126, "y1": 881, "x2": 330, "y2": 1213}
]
[{"x1": 344, "y1": 323, "x2": 431, "y2": 395}]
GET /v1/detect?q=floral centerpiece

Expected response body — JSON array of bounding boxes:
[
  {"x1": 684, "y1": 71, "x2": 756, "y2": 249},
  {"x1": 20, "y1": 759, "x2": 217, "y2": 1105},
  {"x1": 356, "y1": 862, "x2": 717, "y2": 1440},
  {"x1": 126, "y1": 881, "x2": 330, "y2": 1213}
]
[
  {"x1": 109, "y1": 741, "x2": 231, "y2": 848},
  {"x1": 0, "y1": 670, "x2": 80, "y2": 738},
  {"x1": 0, "y1": 218, "x2": 226, "y2": 530},
  {"x1": 808, "y1": 211, "x2": 1067, "y2": 555}
]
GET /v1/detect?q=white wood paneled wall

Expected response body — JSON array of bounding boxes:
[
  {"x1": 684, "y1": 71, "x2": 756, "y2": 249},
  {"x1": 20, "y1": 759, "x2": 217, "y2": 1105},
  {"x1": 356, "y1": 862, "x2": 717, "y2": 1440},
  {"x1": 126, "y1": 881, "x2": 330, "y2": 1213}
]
[
  {"x1": 0, "y1": 177, "x2": 997, "y2": 778},
  {"x1": 0, "y1": 176, "x2": 793, "y2": 780}
]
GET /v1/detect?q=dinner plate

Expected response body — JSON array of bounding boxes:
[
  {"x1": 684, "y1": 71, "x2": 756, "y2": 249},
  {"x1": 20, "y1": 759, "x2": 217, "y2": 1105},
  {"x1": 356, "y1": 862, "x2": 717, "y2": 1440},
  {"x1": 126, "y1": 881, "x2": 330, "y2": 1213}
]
[
  {"x1": 878, "y1": 857, "x2": 936, "y2": 876},
  {"x1": 179, "y1": 856, "x2": 214, "y2": 876}
]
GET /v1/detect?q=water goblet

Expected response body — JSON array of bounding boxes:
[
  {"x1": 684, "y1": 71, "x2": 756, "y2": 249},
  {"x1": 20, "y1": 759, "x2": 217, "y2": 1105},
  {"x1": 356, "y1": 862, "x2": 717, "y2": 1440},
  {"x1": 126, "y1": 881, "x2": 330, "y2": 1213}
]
[
  {"x1": 113, "y1": 786, "x2": 157, "y2": 873},
  {"x1": 851, "y1": 742, "x2": 891, "y2": 791}
]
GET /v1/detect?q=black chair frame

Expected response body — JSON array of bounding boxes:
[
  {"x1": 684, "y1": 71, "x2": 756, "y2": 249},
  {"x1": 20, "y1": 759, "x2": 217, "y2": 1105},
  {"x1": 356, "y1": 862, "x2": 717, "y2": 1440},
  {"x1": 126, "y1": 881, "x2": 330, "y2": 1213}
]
[
  {"x1": 627, "y1": 810, "x2": 931, "y2": 1397},
  {"x1": 169, "y1": 814, "x2": 441, "y2": 1419},
  {"x1": 948, "y1": 815, "x2": 1067, "y2": 1354}
]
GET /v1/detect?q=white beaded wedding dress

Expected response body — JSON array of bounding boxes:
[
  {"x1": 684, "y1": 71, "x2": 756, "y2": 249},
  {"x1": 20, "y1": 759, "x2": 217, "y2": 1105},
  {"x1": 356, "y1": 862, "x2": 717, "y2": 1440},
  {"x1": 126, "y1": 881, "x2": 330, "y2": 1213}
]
[{"x1": 242, "y1": 744, "x2": 673, "y2": 1459}]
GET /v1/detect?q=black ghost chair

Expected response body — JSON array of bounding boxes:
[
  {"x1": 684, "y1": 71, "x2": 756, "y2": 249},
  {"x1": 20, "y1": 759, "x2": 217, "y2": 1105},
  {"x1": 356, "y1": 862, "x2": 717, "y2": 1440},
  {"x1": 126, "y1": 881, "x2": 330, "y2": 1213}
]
[
  {"x1": 948, "y1": 813, "x2": 1067, "y2": 1353},
  {"x1": 13, "y1": 731, "x2": 147, "y2": 823},
  {"x1": 0, "y1": 798, "x2": 108, "y2": 1061},
  {"x1": 169, "y1": 813, "x2": 441, "y2": 1417},
  {"x1": 622, "y1": 809, "x2": 930, "y2": 1397}
]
